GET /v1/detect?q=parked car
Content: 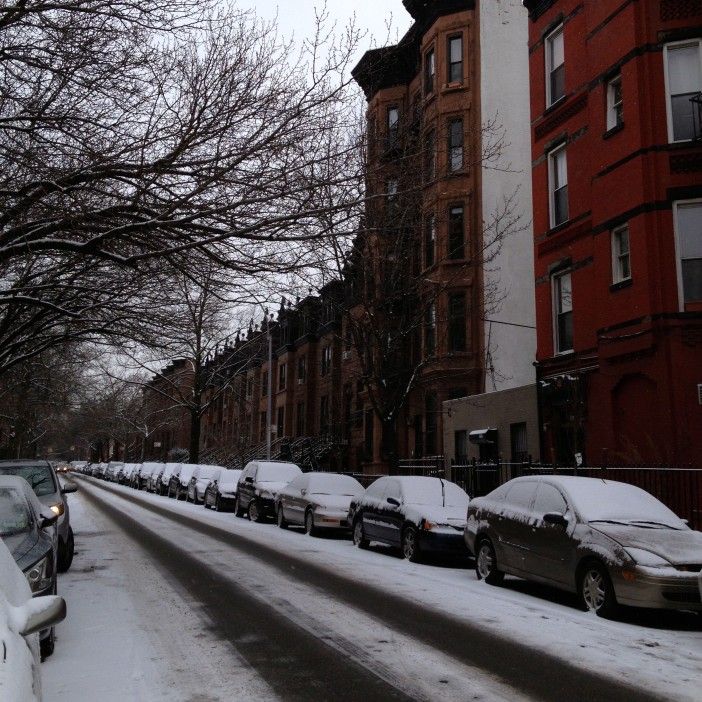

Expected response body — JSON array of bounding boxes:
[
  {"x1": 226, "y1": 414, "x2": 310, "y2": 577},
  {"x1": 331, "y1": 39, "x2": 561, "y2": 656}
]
[
  {"x1": 0, "y1": 536, "x2": 66, "y2": 698},
  {"x1": 204, "y1": 469, "x2": 242, "y2": 511},
  {"x1": 465, "y1": 475, "x2": 702, "y2": 617},
  {"x1": 155, "y1": 463, "x2": 181, "y2": 496},
  {"x1": 235, "y1": 461, "x2": 302, "y2": 522},
  {"x1": 119, "y1": 463, "x2": 138, "y2": 485},
  {"x1": 187, "y1": 465, "x2": 225, "y2": 504},
  {"x1": 135, "y1": 462, "x2": 162, "y2": 490},
  {"x1": 350, "y1": 476, "x2": 470, "y2": 562},
  {"x1": 276, "y1": 472, "x2": 364, "y2": 535},
  {"x1": 171, "y1": 463, "x2": 199, "y2": 500},
  {"x1": 0, "y1": 476, "x2": 66, "y2": 660},
  {"x1": 0, "y1": 460, "x2": 77, "y2": 573},
  {"x1": 105, "y1": 462, "x2": 124, "y2": 482}
]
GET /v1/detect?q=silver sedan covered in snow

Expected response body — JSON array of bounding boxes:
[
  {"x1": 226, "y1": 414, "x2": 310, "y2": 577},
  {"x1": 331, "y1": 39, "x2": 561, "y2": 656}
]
[{"x1": 465, "y1": 475, "x2": 702, "y2": 616}]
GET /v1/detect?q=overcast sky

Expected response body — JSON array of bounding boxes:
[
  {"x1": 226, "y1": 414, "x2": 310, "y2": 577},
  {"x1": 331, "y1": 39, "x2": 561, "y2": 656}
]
[{"x1": 241, "y1": 0, "x2": 414, "y2": 65}]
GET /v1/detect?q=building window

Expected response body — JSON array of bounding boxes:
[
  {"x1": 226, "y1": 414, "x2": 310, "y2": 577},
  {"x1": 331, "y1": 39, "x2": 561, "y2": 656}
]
[
  {"x1": 320, "y1": 344, "x2": 332, "y2": 376},
  {"x1": 261, "y1": 371, "x2": 268, "y2": 396},
  {"x1": 553, "y1": 271, "x2": 573, "y2": 353},
  {"x1": 425, "y1": 213, "x2": 436, "y2": 268},
  {"x1": 665, "y1": 41, "x2": 702, "y2": 142},
  {"x1": 448, "y1": 205, "x2": 465, "y2": 259},
  {"x1": 448, "y1": 292, "x2": 466, "y2": 352},
  {"x1": 386, "y1": 106, "x2": 399, "y2": 148},
  {"x1": 606, "y1": 74, "x2": 623, "y2": 130},
  {"x1": 548, "y1": 144, "x2": 568, "y2": 228},
  {"x1": 320, "y1": 395, "x2": 330, "y2": 434},
  {"x1": 297, "y1": 355, "x2": 306, "y2": 383},
  {"x1": 448, "y1": 119, "x2": 463, "y2": 171},
  {"x1": 278, "y1": 362, "x2": 286, "y2": 390},
  {"x1": 424, "y1": 301, "x2": 436, "y2": 357},
  {"x1": 674, "y1": 201, "x2": 702, "y2": 304},
  {"x1": 510, "y1": 423, "x2": 528, "y2": 462},
  {"x1": 296, "y1": 401, "x2": 305, "y2": 436},
  {"x1": 448, "y1": 35, "x2": 463, "y2": 83},
  {"x1": 276, "y1": 406, "x2": 285, "y2": 438},
  {"x1": 611, "y1": 225, "x2": 631, "y2": 284},
  {"x1": 424, "y1": 47, "x2": 435, "y2": 95},
  {"x1": 545, "y1": 25, "x2": 565, "y2": 107},
  {"x1": 425, "y1": 129, "x2": 436, "y2": 181}
]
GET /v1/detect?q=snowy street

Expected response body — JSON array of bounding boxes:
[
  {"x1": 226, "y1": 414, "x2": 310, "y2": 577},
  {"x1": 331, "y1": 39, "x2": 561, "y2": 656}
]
[{"x1": 43, "y1": 477, "x2": 701, "y2": 702}]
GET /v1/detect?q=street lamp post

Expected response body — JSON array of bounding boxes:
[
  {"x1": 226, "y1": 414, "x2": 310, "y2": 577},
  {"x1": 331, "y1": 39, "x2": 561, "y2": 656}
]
[{"x1": 266, "y1": 310, "x2": 273, "y2": 460}]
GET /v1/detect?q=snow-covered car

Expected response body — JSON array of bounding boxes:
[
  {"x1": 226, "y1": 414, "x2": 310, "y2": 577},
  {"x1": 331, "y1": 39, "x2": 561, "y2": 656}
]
[
  {"x1": 155, "y1": 463, "x2": 181, "y2": 496},
  {"x1": 171, "y1": 463, "x2": 198, "y2": 500},
  {"x1": 235, "y1": 461, "x2": 302, "y2": 522},
  {"x1": 136, "y1": 462, "x2": 162, "y2": 490},
  {"x1": 350, "y1": 476, "x2": 470, "y2": 562},
  {"x1": 105, "y1": 462, "x2": 124, "y2": 482},
  {"x1": 0, "y1": 476, "x2": 65, "y2": 660},
  {"x1": 204, "y1": 469, "x2": 242, "y2": 511},
  {"x1": 276, "y1": 472, "x2": 364, "y2": 535},
  {"x1": 465, "y1": 475, "x2": 702, "y2": 617},
  {"x1": 0, "y1": 460, "x2": 77, "y2": 573},
  {"x1": 0, "y1": 536, "x2": 66, "y2": 701},
  {"x1": 118, "y1": 463, "x2": 138, "y2": 485},
  {"x1": 187, "y1": 465, "x2": 225, "y2": 504}
]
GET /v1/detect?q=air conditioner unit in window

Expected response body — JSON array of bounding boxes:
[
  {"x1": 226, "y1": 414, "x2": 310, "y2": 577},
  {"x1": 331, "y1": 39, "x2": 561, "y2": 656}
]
[
  {"x1": 342, "y1": 350, "x2": 351, "y2": 360},
  {"x1": 297, "y1": 378, "x2": 305, "y2": 385}
]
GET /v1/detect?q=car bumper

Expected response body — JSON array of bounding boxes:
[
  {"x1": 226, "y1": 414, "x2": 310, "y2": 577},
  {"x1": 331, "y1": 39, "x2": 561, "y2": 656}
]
[
  {"x1": 313, "y1": 513, "x2": 351, "y2": 529},
  {"x1": 613, "y1": 567, "x2": 702, "y2": 611},
  {"x1": 419, "y1": 529, "x2": 470, "y2": 555}
]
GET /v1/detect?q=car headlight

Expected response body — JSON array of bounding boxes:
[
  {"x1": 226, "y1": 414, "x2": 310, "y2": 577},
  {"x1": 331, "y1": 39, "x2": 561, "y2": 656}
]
[
  {"x1": 625, "y1": 548, "x2": 672, "y2": 568},
  {"x1": 24, "y1": 556, "x2": 52, "y2": 593},
  {"x1": 422, "y1": 520, "x2": 449, "y2": 531},
  {"x1": 259, "y1": 490, "x2": 274, "y2": 500},
  {"x1": 50, "y1": 503, "x2": 64, "y2": 517}
]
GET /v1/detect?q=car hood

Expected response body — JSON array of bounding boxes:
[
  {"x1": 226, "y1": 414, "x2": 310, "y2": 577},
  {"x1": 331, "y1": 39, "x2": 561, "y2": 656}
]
[
  {"x1": 3, "y1": 532, "x2": 39, "y2": 571},
  {"x1": 405, "y1": 503, "x2": 467, "y2": 527},
  {"x1": 591, "y1": 523, "x2": 702, "y2": 565},
  {"x1": 218, "y1": 482, "x2": 238, "y2": 493},
  {"x1": 308, "y1": 494, "x2": 355, "y2": 510},
  {"x1": 257, "y1": 481, "x2": 288, "y2": 495}
]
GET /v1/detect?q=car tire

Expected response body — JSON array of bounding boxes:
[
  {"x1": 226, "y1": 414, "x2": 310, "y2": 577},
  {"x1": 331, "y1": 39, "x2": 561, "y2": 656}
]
[
  {"x1": 40, "y1": 627, "x2": 55, "y2": 661},
  {"x1": 579, "y1": 561, "x2": 618, "y2": 617},
  {"x1": 234, "y1": 497, "x2": 245, "y2": 518},
  {"x1": 475, "y1": 538, "x2": 504, "y2": 586},
  {"x1": 304, "y1": 509, "x2": 317, "y2": 537},
  {"x1": 57, "y1": 527, "x2": 75, "y2": 573},
  {"x1": 248, "y1": 499, "x2": 262, "y2": 523},
  {"x1": 215, "y1": 495, "x2": 222, "y2": 512},
  {"x1": 353, "y1": 518, "x2": 369, "y2": 549},
  {"x1": 277, "y1": 505, "x2": 288, "y2": 529},
  {"x1": 401, "y1": 525, "x2": 421, "y2": 563}
]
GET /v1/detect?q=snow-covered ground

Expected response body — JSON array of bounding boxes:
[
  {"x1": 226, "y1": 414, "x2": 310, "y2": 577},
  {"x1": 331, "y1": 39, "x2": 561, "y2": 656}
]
[{"x1": 43, "y1": 478, "x2": 701, "y2": 701}]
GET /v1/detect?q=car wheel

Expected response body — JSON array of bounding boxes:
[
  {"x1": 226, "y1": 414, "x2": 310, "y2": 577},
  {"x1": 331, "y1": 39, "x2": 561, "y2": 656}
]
[
  {"x1": 353, "y1": 518, "x2": 369, "y2": 549},
  {"x1": 277, "y1": 505, "x2": 288, "y2": 529},
  {"x1": 304, "y1": 509, "x2": 317, "y2": 536},
  {"x1": 475, "y1": 538, "x2": 504, "y2": 585},
  {"x1": 579, "y1": 561, "x2": 618, "y2": 617},
  {"x1": 401, "y1": 525, "x2": 421, "y2": 563},
  {"x1": 234, "y1": 496, "x2": 245, "y2": 518},
  {"x1": 248, "y1": 499, "x2": 262, "y2": 523},
  {"x1": 57, "y1": 527, "x2": 75, "y2": 573},
  {"x1": 40, "y1": 627, "x2": 55, "y2": 661}
]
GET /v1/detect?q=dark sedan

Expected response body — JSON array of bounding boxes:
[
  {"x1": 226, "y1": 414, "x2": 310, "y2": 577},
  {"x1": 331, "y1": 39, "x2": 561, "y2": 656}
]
[
  {"x1": 0, "y1": 475, "x2": 60, "y2": 659},
  {"x1": 349, "y1": 475, "x2": 470, "y2": 562},
  {"x1": 465, "y1": 475, "x2": 702, "y2": 616}
]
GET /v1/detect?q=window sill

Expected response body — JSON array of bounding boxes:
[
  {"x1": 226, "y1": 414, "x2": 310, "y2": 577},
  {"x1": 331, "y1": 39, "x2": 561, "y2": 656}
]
[
  {"x1": 547, "y1": 218, "x2": 571, "y2": 235},
  {"x1": 441, "y1": 81, "x2": 466, "y2": 94},
  {"x1": 610, "y1": 278, "x2": 632, "y2": 292},
  {"x1": 544, "y1": 94, "x2": 567, "y2": 116},
  {"x1": 603, "y1": 122, "x2": 624, "y2": 140}
]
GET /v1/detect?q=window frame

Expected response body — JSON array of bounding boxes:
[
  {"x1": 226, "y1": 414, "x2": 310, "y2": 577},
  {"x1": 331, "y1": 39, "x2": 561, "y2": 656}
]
[
  {"x1": 424, "y1": 213, "x2": 436, "y2": 268},
  {"x1": 424, "y1": 47, "x2": 435, "y2": 95},
  {"x1": 447, "y1": 34, "x2": 463, "y2": 84},
  {"x1": 278, "y1": 362, "x2": 286, "y2": 391},
  {"x1": 548, "y1": 143, "x2": 569, "y2": 229},
  {"x1": 447, "y1": 118, "x2": 464, "y2": 172},
  {"x1": 611, "y1": 224, "x2": 631, "y2": 285},
  {"x1": 552, "y1": 270, "x2": 573, "y2": 354},
  {"x1": 606, "y1": 73, "x2": 623, "y2": 131},
  {"x1": 448, "y1": 205, "x2": 465, "y2": 260},
  {"x1": 673, "y1": 199, "x2": 702, "y2": 309},
  {"x1": 447, "y1": 291, "x2": 467, "y2": 352},
  {"x1": 663, "y1": 40, "x2": 702, "y2": 144},
  {"x1": 545, "y1": 24, "x2": 565, "y2": 108}
]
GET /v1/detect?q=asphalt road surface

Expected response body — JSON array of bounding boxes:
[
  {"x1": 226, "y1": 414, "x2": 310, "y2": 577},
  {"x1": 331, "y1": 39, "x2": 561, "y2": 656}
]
[{"x1": 51, "y1": 475, "x2": 699, "y2": 702}]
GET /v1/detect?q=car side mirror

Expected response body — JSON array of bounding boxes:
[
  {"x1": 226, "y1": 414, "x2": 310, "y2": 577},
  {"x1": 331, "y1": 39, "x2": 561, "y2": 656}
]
[
  {"x1": 40, "y1": 512, "x2": 58, "y2": 529},
  {"x1": 61, "y1": 484, "x2": 78, "y2": 494},
  {"x1": 386, "y1": 497, "x2": 400, "y2": 507},
  {"x1": 245, "y1": 476, "x2": 253, "y2": 483},
  {"x1": 543, "y1": 512, "x2": 568, "y2": 527},
  {"x1": 301, "y1": 489, "x2": 307, "y2": 496},
  {"x1": 14, "y1": 595, "x2": 67, "y2": 637}
]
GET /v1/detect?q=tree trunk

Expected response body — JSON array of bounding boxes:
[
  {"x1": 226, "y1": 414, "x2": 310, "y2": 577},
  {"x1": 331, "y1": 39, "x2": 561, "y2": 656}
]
[
  {"x1": 189, "y1": 411, "x2": 201, "y2": 464},
  {"x1": 381, "y1": 417, "x2": 399, "y2": 474}
]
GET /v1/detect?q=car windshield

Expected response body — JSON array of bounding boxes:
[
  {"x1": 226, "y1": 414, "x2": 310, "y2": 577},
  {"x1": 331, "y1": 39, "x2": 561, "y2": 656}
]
[
  {"x1": 219, "y1": 471, "x2": 241, "y2": 486},
  {"x1": 257, "y1": 463, "x2": 301, "y2": 482},
  {"x1": 308, "y1": 474, "x2": 362, "y2": 496},
  {"x1": 401, "y1": 477, "x2": 469, "y2": 508},
  {"x1": 0, "y1": 487, "x2": 31, "y2": 536},
  {"x1": 0, "y1": 464, "x2": 56, "y2": 497},
  {"x1": 569, "y1": 480, "x2": 687, "y2": 529}
]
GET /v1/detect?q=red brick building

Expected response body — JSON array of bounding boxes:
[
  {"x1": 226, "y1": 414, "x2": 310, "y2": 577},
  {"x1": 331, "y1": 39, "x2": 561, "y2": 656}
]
[{"x1": 524, "y1": 0, "x2": 702, "y2": 466}]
